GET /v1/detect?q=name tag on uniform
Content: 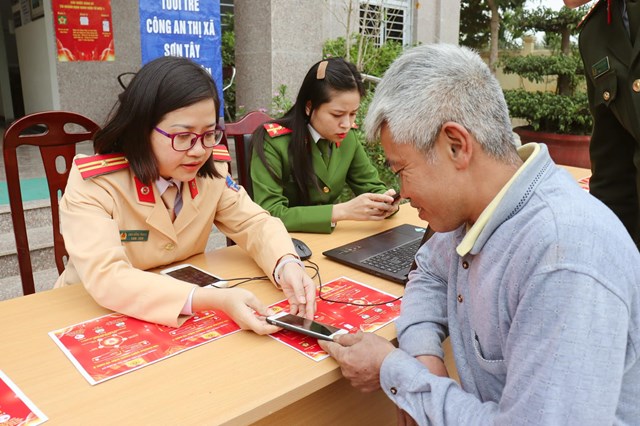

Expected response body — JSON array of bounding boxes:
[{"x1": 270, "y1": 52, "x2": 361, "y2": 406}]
[
  {"x1": 120, "y1": 230, "x2": 149, "y2": 242},
  {"x1": 592, "y1": 56, "x2": 610, "y2": 79}
]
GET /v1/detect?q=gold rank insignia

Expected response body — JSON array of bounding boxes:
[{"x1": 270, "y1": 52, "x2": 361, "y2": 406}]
[
  {"x1": 212, "y1": 145, "x2": 232, "y2": 162},
  {"x1": 75, "y1": 153, "x2": 129, "y2": 180},
  {"x1": 264, "y1": 123, "x2": 292, "y2": 137}
]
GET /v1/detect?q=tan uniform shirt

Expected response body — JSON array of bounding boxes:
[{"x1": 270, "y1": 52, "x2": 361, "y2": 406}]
[{"x1": 56, "y1": 155, "x2": 295, "y2": 327}]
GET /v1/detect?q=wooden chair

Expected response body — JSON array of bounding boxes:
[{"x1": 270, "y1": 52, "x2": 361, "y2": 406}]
[
  {"x1": 224, "y1": 110, "x2": 272, "y2": 199},
  {"x1": 3, "y1": 111, "x2": 100, "y2": 295},
  {"x1": 222, "y1": 111, "x2": 271, "y2": 246}
]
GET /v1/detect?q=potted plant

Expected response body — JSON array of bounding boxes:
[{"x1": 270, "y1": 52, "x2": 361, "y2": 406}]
[{"x1": 502, "y1": 6, "x2": 592, "y2": 168}]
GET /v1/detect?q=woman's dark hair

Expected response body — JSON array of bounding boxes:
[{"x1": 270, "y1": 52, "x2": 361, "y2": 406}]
[
  {"x1": 251, "y1": 57, "x2": 365, "y2": 204},
  {"x1": 94, "y1": 56, "x2": 222, "y2": 184}
]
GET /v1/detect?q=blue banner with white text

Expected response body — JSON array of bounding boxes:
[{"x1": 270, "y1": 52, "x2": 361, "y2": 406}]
[{"x1": 139, "y1": 0, "x2": 223, "y2": 116}]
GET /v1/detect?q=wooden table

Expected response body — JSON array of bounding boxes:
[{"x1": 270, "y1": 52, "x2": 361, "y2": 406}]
[
  {"x1": 0, "y1": 165, "x2": 589, "y2": 425},
  {"x1": 562, "y1": 165, "x2": 591, "y2": 181},
  {"x1": 0, "y1": 206, "x2": 423, "y2": 425}
]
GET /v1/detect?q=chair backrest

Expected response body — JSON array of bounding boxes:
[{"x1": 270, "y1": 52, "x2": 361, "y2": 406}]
[
  {"x1": 224, "y1": 110, "x2": 272, "y2": 198},
  {"x1": 3, "y1": 111, "x2": 100, "y2": 295}
]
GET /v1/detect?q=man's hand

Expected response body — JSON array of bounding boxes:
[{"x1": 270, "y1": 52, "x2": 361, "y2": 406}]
[{"x1": 318, "y1": 331, "x2": 395, "y2": 392}]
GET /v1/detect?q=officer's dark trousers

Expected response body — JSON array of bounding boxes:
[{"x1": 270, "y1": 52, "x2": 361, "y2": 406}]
[{"x1": 589, "y1": 104, "x2": 640, "y2": 250}]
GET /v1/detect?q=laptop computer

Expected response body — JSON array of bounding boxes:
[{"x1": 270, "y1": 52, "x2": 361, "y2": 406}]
[{"x1": 322, "y1": 224, "x2": 431, "y2": 284}]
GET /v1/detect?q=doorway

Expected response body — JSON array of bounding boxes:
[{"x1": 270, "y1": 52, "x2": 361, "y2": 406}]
[{"x1": 0, "y1": 0, "x2": 25, "y2": 125}]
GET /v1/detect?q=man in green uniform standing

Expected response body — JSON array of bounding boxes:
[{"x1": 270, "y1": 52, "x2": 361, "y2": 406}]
[{"x1": 565, "y1": 0, "x2": 640, "y2": 249}]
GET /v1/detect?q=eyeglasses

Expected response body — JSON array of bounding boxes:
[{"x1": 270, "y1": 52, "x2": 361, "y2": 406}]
[{"x1": 154, "y1": 126, "x2": 224, "y2": 152}]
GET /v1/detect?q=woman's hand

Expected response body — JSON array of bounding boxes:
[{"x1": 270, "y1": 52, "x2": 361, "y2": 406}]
[
  {"x1": 193, "y1": 287, "x2": 280, "y2": 335},
  {"x1": 278, "y1": 259, "x2": 317, "y2": 319},
  {"x1": 332, "y1": 190, "x2": 399, "y2": 222}
]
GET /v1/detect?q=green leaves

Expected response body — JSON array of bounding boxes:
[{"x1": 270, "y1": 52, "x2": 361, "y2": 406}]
[
  {"x1": 323, "y1": 35, "x2": 404, "y2": 77},
  {"x1": 509, "y1": 6, "x2": 585, "y2": 34},
  {"x1": 504, "y1": 89, "x2": 592, "y2": 135},
  {"x1": 502, "y1": 54, "x2": 583, "y2": 84},
  {"x1": 501, "y1": 5, "x2": 592, "y2": 136}
]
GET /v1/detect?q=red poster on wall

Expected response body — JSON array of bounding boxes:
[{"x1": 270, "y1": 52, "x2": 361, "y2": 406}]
[{"x1": 53, "y1": 0, "x2": 114, "y2": 61}]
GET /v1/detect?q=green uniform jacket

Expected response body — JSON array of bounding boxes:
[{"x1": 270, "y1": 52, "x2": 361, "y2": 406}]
[
  {"x1": 579, "y1": 0, "x2": 640, "y2": 246},
  {"x1": 250, "y1": 130, "x2": 387, "y2": 233}
]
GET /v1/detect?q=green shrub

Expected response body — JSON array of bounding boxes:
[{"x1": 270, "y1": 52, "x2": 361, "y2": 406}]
[
  {"x1": 501, "y1": 5, "x2": 592, "y2": 135},
  {"x1": 323, "y1": 35, "x2": 404, "y2": 78},
  {"x1": 501, "y1": 53, "x2": 583, "y2": 89},
  {"x1": 503, "y1": 89, "x2": 592, "y2": 135}
]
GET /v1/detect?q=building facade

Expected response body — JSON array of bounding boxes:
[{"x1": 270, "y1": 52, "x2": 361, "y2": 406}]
[{"x1": 0, "y1": 0, "x2": 460, "y2": 125}]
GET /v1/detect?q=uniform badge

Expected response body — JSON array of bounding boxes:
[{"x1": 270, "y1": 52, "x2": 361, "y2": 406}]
[
  {"x1": 75, "y1": 153, "x2": 129, "y2": 180},
  {"x1": 134, "y1": 177, "x2": 155, "y2": 203},
  {"x1": 225, "y1": 175, "x2": 240, "y2": 192},
  {"x1": 188, "y1": 178, "x2": 199, "y2": 199},
  {"x1": 120, "y1": 230, "x2": 149, "y2": 242},
  {"x1": 212, "y1": 145, "x2": 232, "y2": 162},
  {"x1": 592, "y1": 56, "x2": 610, "y2": 79},
  {"x1": 264, "y1": 123, "x2": 292, "y2": 137}
]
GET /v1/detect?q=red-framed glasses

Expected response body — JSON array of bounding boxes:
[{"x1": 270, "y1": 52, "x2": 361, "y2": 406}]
[{"x1": 154, "y1": 126, "x2": 224, "y2": 152}]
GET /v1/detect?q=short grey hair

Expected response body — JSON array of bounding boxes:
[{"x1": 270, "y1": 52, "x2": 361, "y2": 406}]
[{"x1": 365, "y1": 43, "x2": 517, "y2": 161}]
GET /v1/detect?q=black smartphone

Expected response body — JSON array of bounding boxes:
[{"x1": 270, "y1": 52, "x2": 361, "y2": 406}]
[
  {"x1": 160, "y1": 264, "x2": 227, "y2": 287},
  {"x1": 266, "y1": 312, "x2": 348, "y2": 341}
]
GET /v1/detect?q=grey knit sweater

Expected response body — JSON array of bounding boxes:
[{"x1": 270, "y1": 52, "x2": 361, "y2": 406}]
[{"x1": 381, "y1": 144, "x2": 640, "y2": 425}]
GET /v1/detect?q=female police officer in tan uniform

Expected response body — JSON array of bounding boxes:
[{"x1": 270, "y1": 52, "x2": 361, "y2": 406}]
[{"x1": 55, "y1": 56, "x2": 315, "y2": 331}]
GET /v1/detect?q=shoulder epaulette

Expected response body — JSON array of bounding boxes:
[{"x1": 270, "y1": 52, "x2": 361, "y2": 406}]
[
  {"x1": 578, "y1": 0, "x2": 605, "y2": 29},
  {"x1": 75, "y1": 153, "x2": 129, "y2": 180},
  {"x1": 212, "y1": 145, "x2": 232, "y2": 162},
  {"x1": 264, "y1": 123, "x2": 292, "y2": 137}
]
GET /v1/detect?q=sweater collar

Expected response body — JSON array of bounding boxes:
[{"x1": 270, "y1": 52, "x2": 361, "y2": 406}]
[{"x1": 456, "y1": 143, "x2": 551, "y2": 256}]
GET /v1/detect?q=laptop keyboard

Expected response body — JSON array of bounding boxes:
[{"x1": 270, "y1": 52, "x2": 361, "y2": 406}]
[{"x1": 361, "y1": 239, "x2": 421, "y2": 273}]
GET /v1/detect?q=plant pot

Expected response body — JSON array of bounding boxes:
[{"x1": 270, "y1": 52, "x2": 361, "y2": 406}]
[{"x1": 513, "y1": 126, "x2": 591, "y2": 169}]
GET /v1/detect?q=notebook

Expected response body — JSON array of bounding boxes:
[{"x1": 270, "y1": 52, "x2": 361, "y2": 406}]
[{"x1": 322, "y1": 224, "x2": 430, "y2": 284}]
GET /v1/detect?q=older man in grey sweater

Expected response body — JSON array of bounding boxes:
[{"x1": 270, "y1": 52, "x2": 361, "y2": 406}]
[{"x1": 320, "y1": 44, "x2": 640, "y2": 425}]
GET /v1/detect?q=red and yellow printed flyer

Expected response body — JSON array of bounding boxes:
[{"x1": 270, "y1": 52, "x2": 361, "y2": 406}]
[
  {"x1": 578, "y1": 176, "x2": 590, "y2": 192},
  {"x1": 269, "y1": 277, "x2": 401, "y2": 361},
  {"x1": 49, "y1": 310, "x2": 241, "y2": 385},
  {"x1": 53, "y1": 0, "x2": 115, "y2": 61},
  {"x1": 0, "y1": 370, "x2": 48, "y2": 425}
]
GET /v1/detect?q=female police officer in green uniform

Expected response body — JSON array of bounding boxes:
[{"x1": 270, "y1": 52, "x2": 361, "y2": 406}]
[
  {"x1": 250, "y1": 58, "x2": 399, "y2": 233},
  {"x1": 565, "y1": 0, "x2": 640, "y2": 249}
]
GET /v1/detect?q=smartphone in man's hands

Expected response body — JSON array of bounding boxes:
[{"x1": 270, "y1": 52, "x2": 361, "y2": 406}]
[{"x1": 266, "y1": 312, "x2": 348, "y2": 341}]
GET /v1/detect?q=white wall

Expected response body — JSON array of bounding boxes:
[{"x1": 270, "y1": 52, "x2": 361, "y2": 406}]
[
  {"x1": 0, "y1": 14, "x2": 12, "y2": 120},
  {"x1": 416, "y1": 0, "x2": 461, "y2": 45},
  {"x1": 15, "y1": 6, "x2": 59, "y2": 114}
]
